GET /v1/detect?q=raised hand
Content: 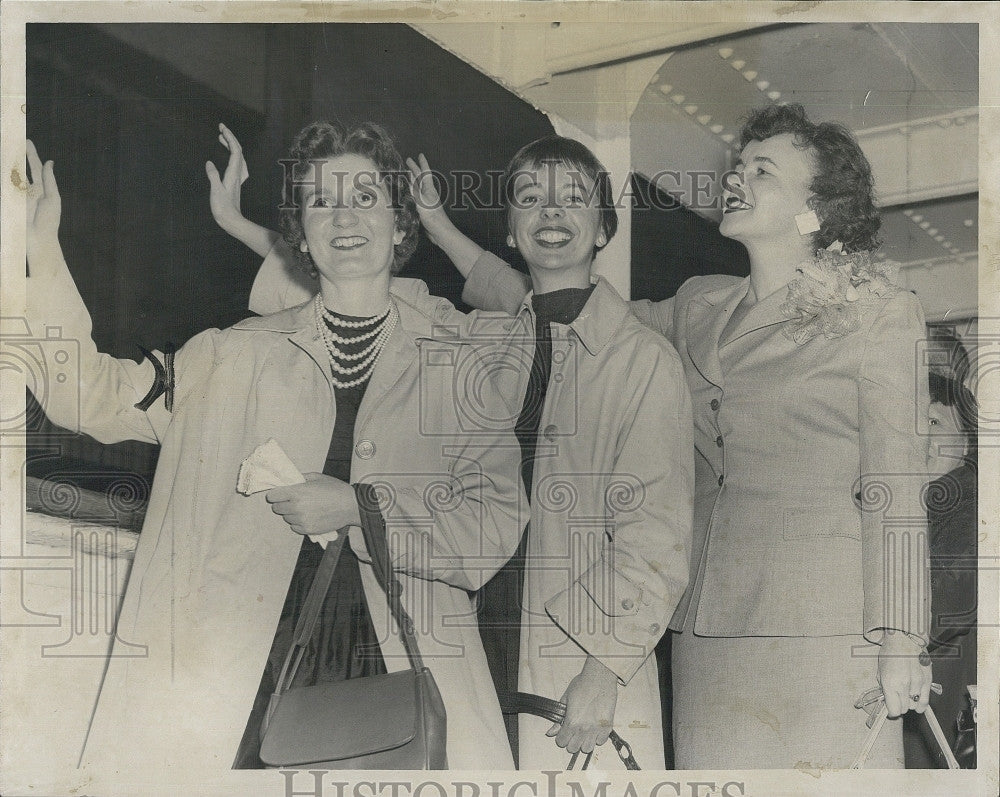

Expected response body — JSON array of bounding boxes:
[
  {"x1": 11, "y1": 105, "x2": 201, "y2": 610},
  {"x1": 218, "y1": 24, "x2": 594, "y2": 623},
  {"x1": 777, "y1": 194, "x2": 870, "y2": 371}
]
[
  {"x1": 405, "y1": 153, "x2": 484, "y2": 278},
  {"x1": 405, "y1": 153, "x2": 453, "y2": 245},
  {"x1": 205, "y1": 122, "x2": 250, "y2": 232},
  {"x1": 25, "y1": 140, "x2": 61, "y2": 256}
]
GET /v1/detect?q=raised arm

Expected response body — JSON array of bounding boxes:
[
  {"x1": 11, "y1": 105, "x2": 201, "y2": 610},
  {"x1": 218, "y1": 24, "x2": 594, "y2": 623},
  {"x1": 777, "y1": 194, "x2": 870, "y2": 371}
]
[
  {"x1": 205, "y1": 123, "x2": 279, "y2": 258},
  {"x1": 26, "y1": 142, "x2": 212, "y2": 445}
]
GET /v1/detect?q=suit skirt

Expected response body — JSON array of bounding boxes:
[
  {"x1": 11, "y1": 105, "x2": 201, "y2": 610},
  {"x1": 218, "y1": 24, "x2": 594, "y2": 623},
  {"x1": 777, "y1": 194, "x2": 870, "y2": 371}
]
[{"x1": 672, "y1": 631, "x2": 904, "y2": 769}]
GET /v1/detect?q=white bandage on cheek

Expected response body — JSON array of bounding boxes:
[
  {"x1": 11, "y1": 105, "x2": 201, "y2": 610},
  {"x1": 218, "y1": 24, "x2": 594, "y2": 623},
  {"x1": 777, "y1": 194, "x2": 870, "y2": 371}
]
[{"x1": 795, "y1": 210, "x2": 821, "y2": 235}]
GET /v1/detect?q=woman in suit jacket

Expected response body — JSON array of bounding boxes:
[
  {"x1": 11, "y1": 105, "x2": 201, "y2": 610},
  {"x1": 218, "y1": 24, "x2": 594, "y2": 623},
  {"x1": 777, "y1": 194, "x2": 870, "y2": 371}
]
[{"x1": 449, "y1": 104, "x2": 933, "y2": 768}]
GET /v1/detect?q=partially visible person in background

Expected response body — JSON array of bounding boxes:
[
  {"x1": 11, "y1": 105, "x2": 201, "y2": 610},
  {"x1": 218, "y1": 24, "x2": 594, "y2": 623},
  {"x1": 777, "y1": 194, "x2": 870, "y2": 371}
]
[{"x1": 904, "y1": 327, "x2": 978, "y2": 768}]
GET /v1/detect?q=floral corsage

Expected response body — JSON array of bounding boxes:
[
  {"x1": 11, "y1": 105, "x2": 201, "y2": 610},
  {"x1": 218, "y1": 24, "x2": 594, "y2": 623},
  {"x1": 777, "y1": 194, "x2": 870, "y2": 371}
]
[{"x1": 780, "y1": 242, "x2": 900, "y2": 344}]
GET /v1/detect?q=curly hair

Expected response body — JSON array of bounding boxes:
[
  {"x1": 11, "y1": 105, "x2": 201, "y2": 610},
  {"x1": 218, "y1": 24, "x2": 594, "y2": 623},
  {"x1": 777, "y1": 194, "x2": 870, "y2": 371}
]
[
  {"x1": 278, "y1": 121, "x2": 419, "y2": 277},
  {"x1": 503, "y1": 135, "x2": 618, "y2": 253},
  {"x1": 739, "y1": 104, "x2": 881, "y2": 253}
]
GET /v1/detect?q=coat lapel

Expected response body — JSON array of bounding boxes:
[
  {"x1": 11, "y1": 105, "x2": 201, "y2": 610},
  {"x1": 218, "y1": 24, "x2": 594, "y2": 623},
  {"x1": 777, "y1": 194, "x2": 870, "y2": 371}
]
[
  {"x1": 355, "y1": 309, "x2": 420, "y2": 433},
  {"x1": 719, "y1": 282, "x2": 793, "y2": 347},
  {"x1": 685, "y1": 279, "x2": 748, "y2": 389}
]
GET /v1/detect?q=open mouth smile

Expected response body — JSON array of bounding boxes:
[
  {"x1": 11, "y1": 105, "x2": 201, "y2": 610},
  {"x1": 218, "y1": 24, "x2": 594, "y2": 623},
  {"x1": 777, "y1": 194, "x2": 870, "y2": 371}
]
[
  {"x1": 532, "y1": 226, "x2": 574, "y2": 247},
  {"x1": 723, "y1": 196, "x2": 754, "y2": 214},
  {"x1": 330, "y1": 236, "x2": 368, "y2": 250}
]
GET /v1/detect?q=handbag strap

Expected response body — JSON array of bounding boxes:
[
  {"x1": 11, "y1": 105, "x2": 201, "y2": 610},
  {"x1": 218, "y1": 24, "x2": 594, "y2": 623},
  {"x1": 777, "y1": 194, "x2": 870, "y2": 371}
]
[
  {"x1": 499, "y1": 691, "x2": 640, "y2": 771},
  {"x1": 273, "y1": 532, "x2": 348, "y2": 695},
  {"x1": 272, "y1": 481, "x2": 427, "y2": 696},
  {"x1": 354, "y1": 482, "x2": 425, "y2": 670}
]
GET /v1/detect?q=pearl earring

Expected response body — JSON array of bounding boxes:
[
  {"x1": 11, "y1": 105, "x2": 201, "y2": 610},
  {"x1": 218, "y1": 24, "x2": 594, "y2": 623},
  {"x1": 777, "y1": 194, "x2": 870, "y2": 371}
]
[{"x1": 507, "y1": 235, "x2": 516, "y2": 249}]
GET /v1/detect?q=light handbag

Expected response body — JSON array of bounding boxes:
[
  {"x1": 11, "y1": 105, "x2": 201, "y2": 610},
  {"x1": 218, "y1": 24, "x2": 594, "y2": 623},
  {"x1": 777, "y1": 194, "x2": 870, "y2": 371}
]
[{"x1": 258, "y1": 483, "x2": 447, "y2": 769}]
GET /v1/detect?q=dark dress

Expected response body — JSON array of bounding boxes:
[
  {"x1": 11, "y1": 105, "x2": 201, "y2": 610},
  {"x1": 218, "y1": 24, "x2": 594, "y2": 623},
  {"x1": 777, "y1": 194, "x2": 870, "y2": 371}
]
[
  {"x1": 476, "y1": 285, "x2": 594, "y2": 765},
  {"x1": 903, "y1": 462, "x2": 978, "y2": 768},
  {"x1": 233, "y1": 314, "x2": 388, "y2": 769}
]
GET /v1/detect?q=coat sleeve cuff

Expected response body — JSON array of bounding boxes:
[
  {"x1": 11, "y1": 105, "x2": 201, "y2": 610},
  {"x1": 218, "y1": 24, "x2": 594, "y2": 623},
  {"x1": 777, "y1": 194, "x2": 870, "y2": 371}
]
[
  {"x1": 461, "y1": 251, "x2": 530, "y2": 314},
  {"x1": 544, "y1": 570, "x2": 658, "y2": 685},
  {"x1": 248, "y1": 240, "x2": 317, "y2": 315}
]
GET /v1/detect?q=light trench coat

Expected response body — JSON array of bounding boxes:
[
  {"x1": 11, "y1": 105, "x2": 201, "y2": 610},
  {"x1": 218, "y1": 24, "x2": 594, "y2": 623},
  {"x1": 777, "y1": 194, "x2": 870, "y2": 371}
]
[
  {"x1": 256, "y1": 246, "x2": 695, "y2": 770},
  {"x1": 26, "y1": 245, "x2": 525, "y2": 781}
]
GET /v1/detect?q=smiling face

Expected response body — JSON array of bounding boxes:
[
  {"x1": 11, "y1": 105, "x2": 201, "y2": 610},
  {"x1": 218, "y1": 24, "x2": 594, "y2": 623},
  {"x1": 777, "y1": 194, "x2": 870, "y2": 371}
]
[
  {"x1": 507, "y1": 161, "x2": 604, "y2": 288},
  {"x1": 298, "y1": 153, "x2": 404, "y2": 282},
  {"x1": 719, "y1": 133, "x2": 817, "y2": 247}
]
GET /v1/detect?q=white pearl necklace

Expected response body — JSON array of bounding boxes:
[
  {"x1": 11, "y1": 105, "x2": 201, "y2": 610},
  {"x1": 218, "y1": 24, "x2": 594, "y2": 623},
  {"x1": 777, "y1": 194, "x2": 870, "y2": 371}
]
[{"x1": 315, "y1": 295, "x2": 398, "y2": 389}]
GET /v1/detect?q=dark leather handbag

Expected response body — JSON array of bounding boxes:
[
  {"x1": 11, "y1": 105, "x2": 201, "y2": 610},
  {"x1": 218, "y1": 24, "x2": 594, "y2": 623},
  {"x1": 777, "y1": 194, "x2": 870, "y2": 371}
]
[
  {"x1": 499, "y1": 691, "x2": 640, "y2": 770},
  {"x1": 259, "y1": 483, "x2": 447, "y2": 769}
]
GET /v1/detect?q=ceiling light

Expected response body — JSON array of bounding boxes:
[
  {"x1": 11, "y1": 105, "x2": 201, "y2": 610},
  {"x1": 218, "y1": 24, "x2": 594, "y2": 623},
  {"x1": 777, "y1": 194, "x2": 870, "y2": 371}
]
[
  {"x1": 756, "y1": 80, "x2": 770, "y2": 91},
  {"x1": 928, "y1": 228, "x2": 938, "y2": 236},
  {"x1": 731, "y1": 60, "x2": 746, "y2": 70},
  {"x1": 658, "y1": 84, "x2": 674, "y2": 95},
  {"x1": 743, "y1": 70, "x2": 758, "y2": 81},
  {"x1": 671, "y1": 94, "x2": 685, "y2": 104},
  {"x1": 711, "y1": 124, "x2": 725, "y2": 134},
  {"x1": 768, "y1": 90, "x2": 781, "y2": 101},
  {"x1": 718, "y1": 47, "x2": 734, "y2": 59},
  {"x1": 721, "y1": 133, "x2": 735, "y2": 143},
  {"x1": 698, "y1": 114, "x2": 711, "y2": 125},
  {"x1": 964, "y1": 219, "x2": 975, "y2": 227},
  {"x1": 920, "y1": 221, "x2": 931, "y2": 229},
  {"x1": 911, "y1": 215, "x2": 923, "y2": 223},
  {"x1": 902, "y1": 209, "x2": 913, "y2": 216},
  {"x1": 685, "y1": 105, "x2": 698, "y2": 115}
]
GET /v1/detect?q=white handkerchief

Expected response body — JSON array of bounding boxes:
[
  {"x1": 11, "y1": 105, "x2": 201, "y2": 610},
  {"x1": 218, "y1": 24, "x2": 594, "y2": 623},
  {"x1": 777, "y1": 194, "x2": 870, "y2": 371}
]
[
  {"x1": 237, "y1": 439, "x2": 338, "y2": 548},
  {"x1": 237, "y1": 438, "x2": 304, "y2": 495}
]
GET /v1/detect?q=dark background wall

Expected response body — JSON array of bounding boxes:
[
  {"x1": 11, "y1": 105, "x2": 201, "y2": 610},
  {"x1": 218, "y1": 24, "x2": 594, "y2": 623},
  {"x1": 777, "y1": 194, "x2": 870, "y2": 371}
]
[{"x1": 25, "y1": 22, "x2": 744, "y2": 498}]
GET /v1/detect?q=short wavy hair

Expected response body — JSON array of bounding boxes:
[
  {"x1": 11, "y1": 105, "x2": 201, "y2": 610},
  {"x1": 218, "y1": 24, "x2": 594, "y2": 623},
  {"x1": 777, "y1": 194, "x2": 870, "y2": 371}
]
[
  {"x1": 278, "y1": 121, "x2": 419, "y2": 277},
  {"x1": 739, "y1": 104, "x2": 881, "y2": 253},
  {"x1": 503, "y1": 135, "x2": 618, "y2": 253}
]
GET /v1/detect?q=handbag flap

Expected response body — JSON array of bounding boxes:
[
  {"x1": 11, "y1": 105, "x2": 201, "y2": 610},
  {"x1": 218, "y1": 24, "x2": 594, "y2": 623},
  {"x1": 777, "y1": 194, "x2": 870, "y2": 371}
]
[{"x1": 260, "y1": 670, "x2": 419, "y2": 766}]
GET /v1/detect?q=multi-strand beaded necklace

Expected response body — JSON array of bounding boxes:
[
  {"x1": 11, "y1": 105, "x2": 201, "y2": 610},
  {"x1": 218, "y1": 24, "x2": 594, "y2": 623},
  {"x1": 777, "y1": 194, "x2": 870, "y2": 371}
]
[{"x1": 314, "y1": 294, "x2": 399, "y2": 389}]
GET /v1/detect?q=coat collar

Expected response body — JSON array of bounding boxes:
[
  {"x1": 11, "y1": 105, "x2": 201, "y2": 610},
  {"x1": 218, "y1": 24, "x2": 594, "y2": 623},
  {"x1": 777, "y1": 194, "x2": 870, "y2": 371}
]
[
  {"x1": 231, "y1": 278, "x2": 439, "y2": 421},
  {"x1": 515, "y1": 276, "x2": 629, "y2": 356}
]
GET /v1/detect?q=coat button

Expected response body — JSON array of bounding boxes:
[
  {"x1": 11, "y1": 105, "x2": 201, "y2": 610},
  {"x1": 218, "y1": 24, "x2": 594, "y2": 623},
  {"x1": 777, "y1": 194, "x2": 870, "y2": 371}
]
[
  {"x1": 543, "y1": 424, "x2": 558, "y2": 441},
  {"x1": 710, "y1": 398, "x2": 720, "y2": 411},
  {"x1": 621, "y1": 598, "x2": 634, "y2": 611},
  {"x1": 718, "y1": 474, "x2": 725, "y2": 486},
  {"x1": 355, "y1": 440, "x2": 376, "y2": 459},
  {"x1": 716, "y1": 435, "x2": 724, "y2": 447},
  {"x1": 649, "y1": 623, "x2": 660, "y2": 636}
]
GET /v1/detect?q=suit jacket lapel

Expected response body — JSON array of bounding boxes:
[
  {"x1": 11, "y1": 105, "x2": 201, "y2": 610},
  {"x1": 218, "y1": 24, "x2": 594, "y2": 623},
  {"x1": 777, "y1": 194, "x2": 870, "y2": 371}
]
[
  {"x1": 720, "y1": 282, "x2": 793, "y2": 347},
  {"x1": 685, "y1": 279, "x2": 748, "y2": 389}
]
